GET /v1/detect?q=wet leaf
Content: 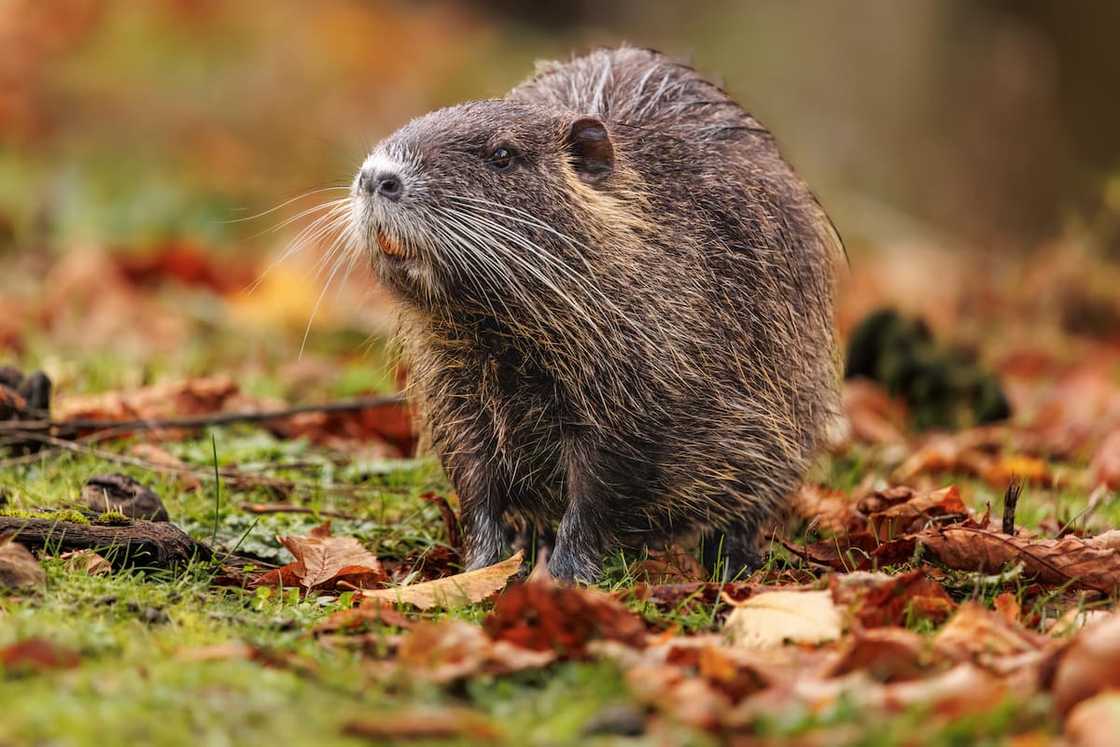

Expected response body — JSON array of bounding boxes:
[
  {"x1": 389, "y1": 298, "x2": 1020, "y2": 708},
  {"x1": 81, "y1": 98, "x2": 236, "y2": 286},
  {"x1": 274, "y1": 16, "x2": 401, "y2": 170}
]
[
  {"x1": 724, "y1": 590, "x2": 843, "y2": 648},
  {"x1": 360, "y1": 550, "x2": 521, "y2": 610}
]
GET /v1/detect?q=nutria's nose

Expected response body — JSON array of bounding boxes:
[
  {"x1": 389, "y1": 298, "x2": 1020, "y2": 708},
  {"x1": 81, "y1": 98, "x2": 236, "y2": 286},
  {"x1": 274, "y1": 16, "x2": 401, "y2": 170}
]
[{"x1": 360, "y1": 168, "x2": 404, "y2": 202}]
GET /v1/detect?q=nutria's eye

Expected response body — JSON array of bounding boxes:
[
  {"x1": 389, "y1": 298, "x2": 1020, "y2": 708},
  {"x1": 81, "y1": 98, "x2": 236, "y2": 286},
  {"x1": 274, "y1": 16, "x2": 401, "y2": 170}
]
[{"x1": 487, "y1": 147, "x2": 515, "y2": 172}]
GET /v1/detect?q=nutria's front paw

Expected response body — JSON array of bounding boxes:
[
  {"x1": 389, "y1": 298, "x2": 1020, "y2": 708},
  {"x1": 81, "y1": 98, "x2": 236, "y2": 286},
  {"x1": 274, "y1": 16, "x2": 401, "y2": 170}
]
[{"x1": 546, "y1": 547, "x2": 601, "y2": 584}]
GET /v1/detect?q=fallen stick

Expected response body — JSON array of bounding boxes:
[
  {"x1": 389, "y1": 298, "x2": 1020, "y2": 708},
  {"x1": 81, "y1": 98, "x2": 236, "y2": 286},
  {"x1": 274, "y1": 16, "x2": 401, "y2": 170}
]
[
  {"x1": 0, "y1": 516, "x2": 212, "y2": 569},
  {"x1": 0, "y1": 392, "x2": 406, "y2": 435},
  {"x1": 240, "y1": 503, "x2": 358, "y2": 521}
]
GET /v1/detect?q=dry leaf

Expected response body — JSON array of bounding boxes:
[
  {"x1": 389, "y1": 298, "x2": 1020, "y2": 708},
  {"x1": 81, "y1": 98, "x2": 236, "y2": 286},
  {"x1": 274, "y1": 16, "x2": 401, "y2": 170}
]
[
  {"x1": 822, "y1": 627, "x2": 931, "y2": 682},
  {"x1": 832, "y1": 570, "x2": 954, "y2": 628},
  {"x1": 256, "y1": 522, "x2": 384, "y2": 591},
  {"x1": 1091, "y1": 430, "x2": 1120, "y2": 490},
  {"x1": 484, "y1": 561, "x2": 646, "y2": 656},
  {"x1": 1065, "y1": 692, "x2": 1120, "y2": 747},
  {"x1": 0, "y1": 638, "x2": 79, "y2": 672},
  {"x1": 395, "y1": 620, "x2": 554, "y2": 683},
  {"x1": 60, "y1": 549, "x2": 112, "y2": 576},
  {"x1": 360, "y1": 550, "x2": 522, "y2": 610},
  {"x1": 868, "y1": 485, "x2": 970, "y2": 541},
  {"x1": 724, "y1": 590, "x2": 843, "y2": 649},
  {"x1": 843, "y1": 379, "x2": 908, "y2": 445},
  {"x1": 918, "y1": 525, "x2": 1120, "y2": 594},
  {"x1": 791, "y1": 484, "x2": 862, "y2": 534},
  {"x1": 0, "y1": 534, "x2": 46, "y2": 590},
  {"x1": 1052, "y1": 612, "x2": 1120, "y2": 717},
  {"x1": 934, "y1": 602, "x2": 1048, "y2": 667}
]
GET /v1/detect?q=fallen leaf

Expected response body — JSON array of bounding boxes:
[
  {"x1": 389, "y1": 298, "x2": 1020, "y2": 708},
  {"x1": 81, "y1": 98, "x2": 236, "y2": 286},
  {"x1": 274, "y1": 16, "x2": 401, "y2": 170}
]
[
  {"x1": 361, "y1": 551, "x2": 521, "y2": 610},
  {"x1": 1065, "y1": 691, "x2": 1120, "y2": 747},
  {"x1": 993, "y1": 592, "x2": 1021, "y2": 625},
  {"x1": 268, "y1": 400, "x2": 416, "y2": 457},
  {"x1": 344, "y1": 708, "x2": 503, "y2": 742},
  {"x1": 0, "y1": 533, "x2": 45, "y2": 590},
  {"x1": 395, "y1": 620, "x2": 554, "y2": 683},
  {"x1": 484, "y1": 561, "x2": 646, "y2": 656},
  {"x1": 918, "y1": 525, "x2": 1120, "y2": 594},
  {"x1": 1051, "y1": 612, "x2": 1120, "y2": 716},
  {"x1": 868, "y1": 485, "x2": 970, "y2": 541},
  {"x1": 0, "y1": 638, "x2": 79, "y2": 672},
  {"x1": 315, "y1": 598, "x2": 415, "y2": 633},
  {"x1": 822, "y1": 627, "x2": 931, "y2": 682},
  {"x1": 256, "y1": 522, "x2": 384, "y2": 591},
  {"x1": 60, "y1": 549, "x2": 112, "y2": 576},
  {"x1": 934, "y1": 602, "x2": 1048, "y2": 667},
  {"x1": 791, "y1": 484, "x2": 862, "y2": 534},
  {"x1": 880, "y1": 663, "x2": 1007, "y2": 717},
  {"x1": 843, "y1": 379, "x2": 908, "y2": 445},
  {"x1": 1091, "y1": 430, "x2": 1120, "y2": 490},
  {"x1": 832, "y1": 570, "x2": 954, "y2": 628},
  {"x1": 724, "y1": 590, "x2": 843, "y2": 648}
]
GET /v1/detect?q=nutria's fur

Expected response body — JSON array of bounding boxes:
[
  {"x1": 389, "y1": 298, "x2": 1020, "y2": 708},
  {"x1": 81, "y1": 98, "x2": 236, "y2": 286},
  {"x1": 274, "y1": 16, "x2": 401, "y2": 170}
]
[{"x1": 349, "y1": 47, "x2": 842, "y2": 582}]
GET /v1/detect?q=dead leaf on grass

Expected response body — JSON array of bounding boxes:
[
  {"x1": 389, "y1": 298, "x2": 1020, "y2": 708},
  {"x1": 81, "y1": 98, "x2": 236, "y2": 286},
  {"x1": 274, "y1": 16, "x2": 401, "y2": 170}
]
[
  {"x1": 360, "y1": 550, "x2": 522, "y2": 610},
  {"x1": 395, "y1": 620, "x2": 555, "y2": 683},
  {"x1": 255, "y1": 522, "x2": 385, "y2": 592},
  {"x1": 832, "y1": 570, "x2": 955, "y2": 628},
  {"x1": 0, "y1": 638, "x2": 80, "y2": 672},
  {"x1": 918, "y1": 525, "x2": 1120, "y2": 594},
  {"x1": 1091, "y1": 430, "x2": 1120, "y2": 490},
  {"x1": 60, "y1": 549, "x2": 112, "y2": 576},
  {"x1": 484, "y1": 561, "x2": 646, "y2": 656},
  {"x1": 724, "y1": 590, "x2": 843, "y2": 649},
  {"x1": 1065, "y1": 691, "x2": 1120, "y2": 747},
  {"x1": 868, "y1": 485, "x2": 970, "y2": 541},
  {"x1": 1051, "y1": 612, "x2": 1120, "y2": 717},
  {"x1": 933, "y1": 602, "x2": 1049, "y2": 667}
]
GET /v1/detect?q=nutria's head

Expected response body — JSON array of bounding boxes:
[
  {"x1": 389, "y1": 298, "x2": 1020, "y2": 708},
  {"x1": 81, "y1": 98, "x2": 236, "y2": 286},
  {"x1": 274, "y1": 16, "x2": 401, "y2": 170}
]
[{"x1": 350, "y1": 100, "x2": 620, "y2": 313}]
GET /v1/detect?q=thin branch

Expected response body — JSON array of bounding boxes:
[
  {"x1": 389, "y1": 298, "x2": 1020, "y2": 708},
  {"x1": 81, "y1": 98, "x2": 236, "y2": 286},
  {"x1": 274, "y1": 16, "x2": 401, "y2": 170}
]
[{"x1": 0, "y1": 393, "x2": 407, "y2": 436}]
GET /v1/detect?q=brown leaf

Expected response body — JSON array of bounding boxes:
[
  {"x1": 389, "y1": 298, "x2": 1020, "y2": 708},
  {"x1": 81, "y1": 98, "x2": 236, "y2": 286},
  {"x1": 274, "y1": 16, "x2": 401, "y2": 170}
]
[
  {"x1": 360, "y1": 550, "x2": 522, "y2": 610},
  {"x1": 256, "y1": 522, "x2": 384, "y2": 592},
  {"x1": 0, "y1": 534, "x2": 45, "y2": 590},
  {"x1": 344, "y1": 708, "x2": 503, "y2": 742},
  {"x1": 832, "y1": 570, "x2": 955, "y2": 628},
  {"x1": 724, "y1": 590, "x2": 843, "y2": 649},
  {"x1": 822, "y1": 627, "x2": 932, "y2": 682},
  {"x1": 60, "y1": 549, "x2": 112, "y2": 576},
  {"x1": 1091, "y1": 430, "x2": 1120, "y2": 490},
  {"x1": 1052, "y1": 612, "x2": 1120, "y2": 717},
  {"x1": 394, "y1": 620, "x2": 555, "y2": 683},
  {"x1": 791, "y1": 484, "x2": 863, "y2": 534},
  {"x1": 268, "y1": 400, "x2": 416, "y2": 457},
  {"x1": 315, "y1": 598, "x2": 415, "y2": 634},
  {"x1": 934, "y1": 602, "x2": 1048, "y2": 667},
  {"x1": 868, "y1": 485, "x2": 970, "y2": 541},
  {"x1": 1065, "y1": 692, "x2": 1120, "y2": 746},
  {"x1": 843, "y1": 379, "x2": 908, "y2": 445},
  {"x1": 630, "y1": 545, "x2": 708, "y2": 584},
  {"x1": 129, "y1": 444, "x2": 201, "y2": 490},
  {"x1": 993, "y1": 592, "x2": 1021, "y2": 625},
  {"x1": 0, "y1": 638, "x2": 79, "y2": 672},
  {"x1": 918, "y1": 525, "x2": 1120, "y2": 594},
  {"x1": 484, "y1": 562, "x2": 646, "y2": 656}
]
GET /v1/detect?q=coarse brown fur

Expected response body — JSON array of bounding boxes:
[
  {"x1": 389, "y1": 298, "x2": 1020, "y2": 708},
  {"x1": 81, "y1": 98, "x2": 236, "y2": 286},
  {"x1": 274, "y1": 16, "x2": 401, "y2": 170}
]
[{"x1": 347, "y1": 47, "x2": 843, "y2": 582}]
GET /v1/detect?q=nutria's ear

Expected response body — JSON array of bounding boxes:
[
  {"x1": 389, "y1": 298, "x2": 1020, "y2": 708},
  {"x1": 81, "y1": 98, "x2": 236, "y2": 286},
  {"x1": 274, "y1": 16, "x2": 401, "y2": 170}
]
[{"x1": 566, "y1": 117, "x2": 613, "y2": 184}]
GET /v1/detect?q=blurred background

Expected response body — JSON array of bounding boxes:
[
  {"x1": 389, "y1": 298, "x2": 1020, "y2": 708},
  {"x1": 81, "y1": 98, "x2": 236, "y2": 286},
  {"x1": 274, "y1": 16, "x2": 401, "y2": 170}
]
[{"x1": 2, "y1": 0, "x2": 1119, "y2": 399}]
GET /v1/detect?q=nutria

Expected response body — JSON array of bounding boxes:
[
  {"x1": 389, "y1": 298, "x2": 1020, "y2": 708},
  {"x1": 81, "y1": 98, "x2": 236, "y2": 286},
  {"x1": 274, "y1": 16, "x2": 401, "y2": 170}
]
[{"x1": 348, "y1": 47, "x2": 842, "y2": 582}]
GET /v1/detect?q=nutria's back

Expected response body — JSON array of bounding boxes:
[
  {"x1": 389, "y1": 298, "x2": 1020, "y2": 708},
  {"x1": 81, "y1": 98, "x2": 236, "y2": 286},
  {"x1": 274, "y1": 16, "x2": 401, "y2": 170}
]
[{"x1": 350, "y1": 46, "x2": 842, "y2": 581}]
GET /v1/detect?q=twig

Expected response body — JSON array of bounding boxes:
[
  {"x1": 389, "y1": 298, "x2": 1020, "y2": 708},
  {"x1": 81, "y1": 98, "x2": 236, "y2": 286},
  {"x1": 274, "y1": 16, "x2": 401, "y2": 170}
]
[
  {"x1": 1002, "y1": 477, "x2": 1022, "y2": 535},
  {"x1": 0, "y1": 393, "x2": 406, "y2": 436},
  {"x1": 240, "y1": 503, "x2": 358, "y2": 521}
]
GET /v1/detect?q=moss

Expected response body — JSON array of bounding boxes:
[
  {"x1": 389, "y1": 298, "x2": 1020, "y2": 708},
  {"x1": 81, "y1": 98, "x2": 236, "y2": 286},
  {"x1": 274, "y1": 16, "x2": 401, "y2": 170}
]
[{"x1": 0, "y1": 507, "x2": 91, "y2": 525}]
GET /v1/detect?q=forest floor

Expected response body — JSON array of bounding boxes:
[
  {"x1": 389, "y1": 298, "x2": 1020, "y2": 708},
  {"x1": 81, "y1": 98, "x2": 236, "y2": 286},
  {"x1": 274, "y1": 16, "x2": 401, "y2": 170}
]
[{"x1": 1, "y1": 239, "x2": 1120, "y2": 746}]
